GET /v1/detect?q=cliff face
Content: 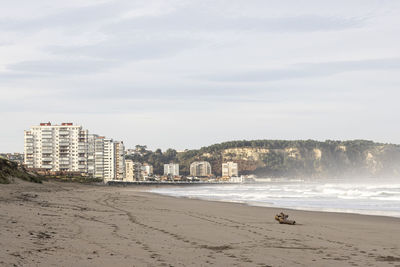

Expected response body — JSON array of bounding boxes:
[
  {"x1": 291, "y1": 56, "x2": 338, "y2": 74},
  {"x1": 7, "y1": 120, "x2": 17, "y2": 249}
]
[{"x1": 178, "y1": 140, "x2": 400, "y2": 178}]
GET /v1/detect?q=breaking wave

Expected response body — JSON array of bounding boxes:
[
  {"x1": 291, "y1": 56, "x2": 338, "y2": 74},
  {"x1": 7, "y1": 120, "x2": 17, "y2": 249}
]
[{"x1": 150, "y1": 179, "x2": 400, "y2": 217}]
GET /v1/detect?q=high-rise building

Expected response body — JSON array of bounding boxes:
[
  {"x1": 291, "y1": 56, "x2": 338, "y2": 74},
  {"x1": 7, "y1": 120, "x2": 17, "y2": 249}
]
[
  {"x1": 125, "y1": 159, "x2": 135, "y2": 182},
  {"x1": 87, "y1": 136, "x2": 125, "y2": 181},
  {"x1": 164, "y1": 163, "x2": 179, "y2": 176},
  {"x1": 24, "y1": 122, "x2": 88, "y2": 172},
  {"x1": 103, "y1": 138, "x2": 115, "y2": 181},
  {"x1": 114, "y1": 141, "x2": 125, "y2": 180},
  {"x1": 24, "y1": 122, "x2": 125, "y2": 181},
  {"x1": 190, "y1": 161, "x2": 212, "y2": 177},
  {"x1": 222, "y1": 161, "x2": 238, "y2": 177}
]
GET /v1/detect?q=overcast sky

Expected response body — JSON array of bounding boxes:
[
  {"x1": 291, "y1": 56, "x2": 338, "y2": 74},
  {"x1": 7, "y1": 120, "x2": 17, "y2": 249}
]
[{"x1": 1, "y1": 0, "x2": 400, "y2": 152}]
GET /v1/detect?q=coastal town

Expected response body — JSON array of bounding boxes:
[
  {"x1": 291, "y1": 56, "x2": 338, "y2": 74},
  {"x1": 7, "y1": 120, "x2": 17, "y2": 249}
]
[{"x1": 15, "y1": 122, "x2": 244, "y2": 183}]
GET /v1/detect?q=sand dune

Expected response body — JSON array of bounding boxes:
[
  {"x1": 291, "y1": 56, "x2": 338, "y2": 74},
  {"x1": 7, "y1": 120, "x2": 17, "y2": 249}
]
[{"x1": 1, "y1": 180, "x2": 399, "y2": 266}]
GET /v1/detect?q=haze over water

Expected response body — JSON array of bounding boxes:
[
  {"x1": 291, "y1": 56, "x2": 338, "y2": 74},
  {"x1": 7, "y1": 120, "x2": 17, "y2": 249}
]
[{"x1": 151, "y1": 179, "x2": 400, "y2": 218}]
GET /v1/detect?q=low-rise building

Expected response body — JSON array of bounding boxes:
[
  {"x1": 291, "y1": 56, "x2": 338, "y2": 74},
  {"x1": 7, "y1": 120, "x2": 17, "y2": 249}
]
[{"x1": 141, "y1": 163, "x2": 153, "y2": 177}]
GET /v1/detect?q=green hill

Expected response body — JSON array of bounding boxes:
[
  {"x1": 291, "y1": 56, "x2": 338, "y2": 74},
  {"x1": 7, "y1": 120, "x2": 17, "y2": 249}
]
[{"x1": 128, "y1": 140, "x2": 400, "y2": 178}]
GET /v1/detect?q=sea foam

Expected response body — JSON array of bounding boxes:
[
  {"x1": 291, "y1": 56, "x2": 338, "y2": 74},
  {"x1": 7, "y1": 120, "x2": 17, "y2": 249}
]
[{"x1": 150, "y1": 179, "x2": 400, "y2": 218}]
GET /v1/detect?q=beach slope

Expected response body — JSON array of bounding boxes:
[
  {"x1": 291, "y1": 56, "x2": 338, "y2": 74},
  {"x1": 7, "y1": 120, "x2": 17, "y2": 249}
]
[{"x1": 1, "y1": 181, "x2": 399, "y2": 266}]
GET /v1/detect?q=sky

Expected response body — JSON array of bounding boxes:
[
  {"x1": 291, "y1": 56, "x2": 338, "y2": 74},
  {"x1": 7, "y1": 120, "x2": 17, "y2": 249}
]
[{"x1": 1, "y1": 0, "x2": 400, "y2": 152}]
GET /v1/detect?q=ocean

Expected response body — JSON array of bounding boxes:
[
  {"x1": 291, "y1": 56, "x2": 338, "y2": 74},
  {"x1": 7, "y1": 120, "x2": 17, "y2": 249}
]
[{"x1": 150, "y1": 179, "x2": 400, "y2": 218}]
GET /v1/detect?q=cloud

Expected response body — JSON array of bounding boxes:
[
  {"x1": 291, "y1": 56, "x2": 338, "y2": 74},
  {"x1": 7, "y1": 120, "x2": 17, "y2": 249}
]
[
  {"x1": 1, "y1": 0, "x2": 400, "y2": 152},
  {"x1": 197, "y1": 58, "x2": 400, "y2": 82},
  {"x1": 6, "y1": 59, "x2": 115, "y2": 75},
  {"x1": 0, "y1": 2, "x2": 126, "y2": 32},
  {"x1": 0, "y1": 1, "x2": 366, "y2": 34},
  {"x1": 104, "y1": 12, "x2": 364, "y2": 34},
  {"x1": 48, "y1": 38, "x2": 199, "y2": 61}
]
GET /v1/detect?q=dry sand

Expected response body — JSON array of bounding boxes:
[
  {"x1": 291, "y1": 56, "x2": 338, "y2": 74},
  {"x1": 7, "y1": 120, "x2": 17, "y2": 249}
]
[{"x1": 1, "y1": 180, "x2": 399, "y2": 267}]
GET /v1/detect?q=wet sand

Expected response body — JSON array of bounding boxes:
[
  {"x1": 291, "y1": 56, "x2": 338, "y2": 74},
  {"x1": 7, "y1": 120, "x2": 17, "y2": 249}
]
[{"x1": 1, "y1": 180, "x2": 399, "y2": 266}]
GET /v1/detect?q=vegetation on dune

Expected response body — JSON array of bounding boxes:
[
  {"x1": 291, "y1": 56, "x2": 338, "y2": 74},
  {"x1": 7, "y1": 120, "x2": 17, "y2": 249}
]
[
  {"x1": 0, "y1": 158, "x2": 101, "y2": 184},
  {"x1": 127, "y1": 140, "x2": 400, "y2": 178},
  {"x1": 0, "y1": 158, "x2": 42, "y2": 184},
  {"x1": 43, "y1": 175, "x2": 103, "y2": 184}
]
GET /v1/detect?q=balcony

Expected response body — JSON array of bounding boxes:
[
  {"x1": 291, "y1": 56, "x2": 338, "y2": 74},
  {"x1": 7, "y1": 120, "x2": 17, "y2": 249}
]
[
  {"x1": 42, "y1": 144, "x2": 53, "y2": 148},
  {"x1": 42, "y1": 157, "x2": 53, "y2": 161},
  {"x1": 59, "y1": 143, "x2": 69, "y2": 146},
  {"x1": 41, "y1": 165, "x2": 53, "y2": 169}
]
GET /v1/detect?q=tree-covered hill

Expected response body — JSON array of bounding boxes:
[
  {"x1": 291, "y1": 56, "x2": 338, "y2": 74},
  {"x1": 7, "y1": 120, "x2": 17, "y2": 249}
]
[{"x1": 127, "y1": 140, "x2": 400, "y2": 178}]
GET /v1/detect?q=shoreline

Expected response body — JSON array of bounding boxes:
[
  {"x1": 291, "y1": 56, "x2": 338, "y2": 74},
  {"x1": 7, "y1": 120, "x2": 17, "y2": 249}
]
[
  {"x1": 1, "y1": 180, "x2": 400, "y2": 266},
  {"x1": 145, "y1": 189, "x2": 400, "y2": 221},
  {"x1": 145, "y1": 184, "x2": 400, "y2": 219}
]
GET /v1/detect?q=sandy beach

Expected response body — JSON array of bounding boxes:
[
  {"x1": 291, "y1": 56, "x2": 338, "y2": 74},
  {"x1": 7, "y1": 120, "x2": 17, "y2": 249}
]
[{"x1": 1, "y1": 180, "x2": 399, "y2": 267}]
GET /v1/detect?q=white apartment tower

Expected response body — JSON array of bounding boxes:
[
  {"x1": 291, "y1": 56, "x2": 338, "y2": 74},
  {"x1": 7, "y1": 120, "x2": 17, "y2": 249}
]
[
  {"x1": 190, "y1": 161, "x2": 212, "y2": 177},
  {"x1": 24, "y1": 122, "x2": 125, "y2": 181},
  {"x1": 125, "y1": 159, "x2": 135, "y2": 182},
  {"x1": 164, "y1": 163, "x2": 179, "y2": 176},
  {"x1": 222, "y1": 161, "x2": 238, "y2": 177},
  {"x1": 114, "y1": 141, "x2": 125, "y2": 180},
  {"x1": 87, "y1": 136, "x2": 125, "y2": 181},
  {"x1": 24, "y1": 122, "x2": 88, "y2": 172}
]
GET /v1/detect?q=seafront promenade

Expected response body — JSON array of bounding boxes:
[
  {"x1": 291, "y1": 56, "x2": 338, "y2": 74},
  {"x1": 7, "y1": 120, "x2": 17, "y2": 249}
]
[{"x1": 106, "y1": 180, "x2": 242, "y2": 186}]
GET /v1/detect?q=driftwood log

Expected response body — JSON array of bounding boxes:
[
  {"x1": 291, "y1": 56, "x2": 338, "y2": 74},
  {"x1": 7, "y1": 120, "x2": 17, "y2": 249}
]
[{"x1": 275, "y1": 212, "x2": 296, "y2": 225}]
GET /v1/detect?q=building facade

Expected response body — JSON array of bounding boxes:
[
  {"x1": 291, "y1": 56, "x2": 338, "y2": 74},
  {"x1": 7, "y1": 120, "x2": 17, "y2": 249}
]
[
  {"x1": 141, "y1": 163, "x2": 153, "y2": 177},
  {"x1": 114, "y1": 141, "x2": 125, "y2": 180},
  {"x1": 190, "y1": 161, "x2": 212, "y2": 177},
  {"x1": 222, "y1": 161, "x2": 238, "y2": 177},
  {"x1": 125, "y1": 161, "x2": 145, "y2": 181},
  {"x1": 24, "y1": 122, "x2": 125, "y2": 181},
  {"x1": 24, "y1": 122, "x2": 87, "y2": 172},
  {"x1": 164, "y1": 163, "x2": 179, "y2": 176},
  {"x1": 125, "y1": 159, "x2": 135, "y2": 182}
]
